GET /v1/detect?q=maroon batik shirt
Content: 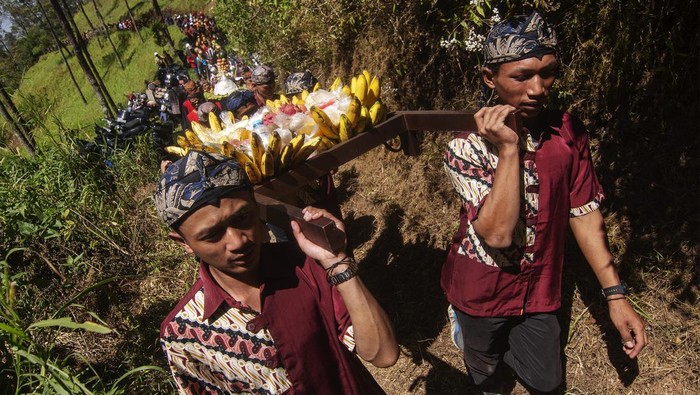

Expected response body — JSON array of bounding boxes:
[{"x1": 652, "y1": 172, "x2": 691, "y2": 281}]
[
  {"x1": 161, "y1": 242, "x2": 386, "y2": 394},
  {"x1": 441, "y1": 110, "x2": 604, "y2": 317}
]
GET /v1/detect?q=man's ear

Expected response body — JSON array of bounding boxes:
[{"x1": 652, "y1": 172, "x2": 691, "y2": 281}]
[
  {"x1": 482, "y1": 66, "x2": 497, "y2": 90},
  {"x1": 168, "y1": 231, "x2": 195, "y2": 255}
]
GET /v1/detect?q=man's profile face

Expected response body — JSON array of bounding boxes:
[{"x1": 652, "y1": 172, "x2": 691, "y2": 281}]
[
  {"x1": 173, "y1": 190, "x2": 264, "y2": 277},
  {"x1": 484, "y1": 54, "x2": 559, "y2": 119},
  {"x1": 255, "y1": 83, "x2": 276, "y2": 101}
]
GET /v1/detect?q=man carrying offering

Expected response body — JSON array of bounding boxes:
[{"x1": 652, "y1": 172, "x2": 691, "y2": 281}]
[
  {"x1": 154, "y1": 150, "x2": 398, "y2": 394},
  {"x1": 442, "y1": 11, "x2": 647, "y2": 394}
]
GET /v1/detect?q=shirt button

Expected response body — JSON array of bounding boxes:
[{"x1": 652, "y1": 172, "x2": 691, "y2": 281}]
[{"x1": 246, "y1": 323, "x2": 256, "y2": 332}]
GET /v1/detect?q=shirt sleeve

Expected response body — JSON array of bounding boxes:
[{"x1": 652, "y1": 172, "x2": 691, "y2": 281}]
[
  {"x1": 443, "y1": 135, "x2": 494, "y2": 221},
  {"x1": 566, "y1": 114, "x2": 605, "y2": 217},
  {"x1": 161, "y1": 338, "x2": 199, "y2": 395}
]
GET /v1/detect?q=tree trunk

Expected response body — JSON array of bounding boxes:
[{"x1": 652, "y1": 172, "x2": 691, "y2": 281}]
[
  {"x1": 91, "y1": 0, "x2": 125, "y2": 70},
  {"x1": 124, "y1": 0, "x2": 144, "y2": 43},
  {"x1": 0, "y1": 81, "x2": 31, "y2": 137},
  {"x1": 76, "y1": 0, "x2": 102, "y2": 48},
  {"x1": 62, "y1": 0, "x2": 117, "y2": 115},
  {"x1": 49, "y1": 0, "x2": 113, "y2": 119},
  {"x1": 0, "y1": 91, "x2": 35, "y2": 155},
  {"x1": 151, "y1": 0, "x2": 176, "y2": 54},
  {"x1": 38, "y1": 0, "x2": 88, "y2": 104}
]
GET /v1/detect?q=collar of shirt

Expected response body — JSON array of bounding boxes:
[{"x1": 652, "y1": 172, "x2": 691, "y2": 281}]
[{"x1": 199, "y1": 242, "x2": 304, "y2": 320}]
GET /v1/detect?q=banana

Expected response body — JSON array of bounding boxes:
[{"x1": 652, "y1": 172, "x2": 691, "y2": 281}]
[
  {"x1": 310, "y1": 106, "x2": 338, "y2": 139},
  {"x1": 301, "y1": 89, "x2": 309, "y2": 101},
  {"x1": 296, "y1": 123, "x2": 317, "y2": 136},
  {"x1": 176, "y1": 135, "x2": 189, "y2": 148},
  {"x1": 362, "y1": 70, "x2": 371, "y2": 86},
  {"x1": 221, "y1": 141, "x2": 234, "y2": 157},
  {"x1": 368, "y1": 76, "x2": 380, "y2": 98},
  {"x1": 268, "y1": 130, "x2": 282, "y2": 155},
  {"x1": 266, "y1": 99, "x2": 277, "y2": 111},
  {"x1": 250, "y1": 132, "x2": 265, "y2": 168},
  {"x1": 274, "y1": 99, "x2": 282, "y2": 109},
  {"x1": 346, "y1": 96, "x2": 362, "y2": 127},
  {"x1": 329, "y1": 76, "x2": 342, "y2": 91},
  {"x1": 319, "y1": 136, "x2": 336, "y2": 151},
  {"x1": 292, "y1": 95, "x2": 299, "y2": 106},
  {"x1": 365, "y1": 75, "x2": 380, "y2": 107},
  {"x1": 227, "y1": 110, "x2": 236, "y2": 124},
  {"x1": 244, "y1": 162, "x2": 262, "y2": 184},
  {"x1": 233, "y1": 149, "x2": 253, "y2": 166},
  {"x1": 185, "y1": 130, "x2": 202, "y2": 146},
  {"x1": 339, "y1": 114, "x2": 352, "y2": 142},
  {"x1": 190, "y1": 122, "x2": 208, "y2": 140},
  {"x1": 293, "y1": 136, "x2": 322, "y2": 164},
  {"x1": 165, "y1": 146, "x2": 187, "y2": 156},
  {"x1": 369, "y1": 99, "x2": 387, "y2": 125},
  {"x1": 355, "y1": 74, "x2": 368, "y2": 105},
  {"x1": 312, "y1": 82, "x2": 321, "y2": 92},
  {"x1": 361, "y1": 105, "x2": 370, "y2": 118},
  {"x1": 209, "y1": 112, "x2": 222, "y2": 133},
  {"x1": 279, "y1": 142, "x2": 295, "y2": 170},
  {"x1": 356, "y1": 115, "x2": 372, "y2": 133},
  {"x1": 260, "y1": 150, "x2": 275, "y2": 179},
  {"x1": 350, "y1": 76, "x2": 357, "y2": 95},
  {"x1": 342, "y1": 85, "x2": 351, "y2": 96},
  {"x1": 279, "y1": 94, "x2": 289, "y2": 105},
  {"x1": 289, "y1": 133, "x2": 306, "y2": 156}
]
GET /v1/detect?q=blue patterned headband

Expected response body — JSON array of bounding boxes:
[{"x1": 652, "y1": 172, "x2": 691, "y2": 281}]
[
  {"x1": 153, "y1": 150, "x2": 250, "y2": 227},
  {"x1": 483, "y1": 11, "x2": 557, "y2": 65}
]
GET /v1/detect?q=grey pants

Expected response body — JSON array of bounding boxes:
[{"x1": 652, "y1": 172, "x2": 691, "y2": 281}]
[{"x1": 453, "y1": 307, "x2": 563, "y2": 393}]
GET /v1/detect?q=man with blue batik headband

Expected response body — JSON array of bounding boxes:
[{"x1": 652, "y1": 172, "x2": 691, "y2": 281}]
[
  {"x1": 442, "y1": 11, "x2": 647, "y2": 394},
  {"x1": 154, "y1": 150, "x2": 398, "y2": 394}
]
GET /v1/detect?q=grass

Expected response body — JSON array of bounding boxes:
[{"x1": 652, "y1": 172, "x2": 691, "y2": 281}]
[{"x1": 13, "y1": 0, "x2": 215, "y2": 143}]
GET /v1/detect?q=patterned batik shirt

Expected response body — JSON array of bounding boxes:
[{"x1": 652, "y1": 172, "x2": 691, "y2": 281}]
[
  {"x1": 160, "y1": 242, "x2": 382, "y2": 394},
  {"x1": 441, "y1": 110, "x2": 605, "y2": 316}
]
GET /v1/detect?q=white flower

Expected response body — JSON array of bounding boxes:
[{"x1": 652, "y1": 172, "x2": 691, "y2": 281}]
[{"x1": 491, "y1": 8, "x2": 501, "y2": 24}]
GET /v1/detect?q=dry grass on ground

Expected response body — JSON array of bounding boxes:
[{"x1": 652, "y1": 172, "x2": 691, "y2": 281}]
[{"x1": 120, "y1": 137, "x2": 699, "y2": 394}]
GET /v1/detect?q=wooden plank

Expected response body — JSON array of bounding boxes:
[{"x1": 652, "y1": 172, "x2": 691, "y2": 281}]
[{"x1": 254, "y1": 110, "x2": 521, "y2": 253}]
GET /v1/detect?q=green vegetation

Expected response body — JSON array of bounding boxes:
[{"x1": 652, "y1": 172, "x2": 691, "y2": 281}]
[
  {"x1": 16, "y1": 25, "x2": 183, "y2": 138},
  {"x1": 1, "y1": 0, "x2": 698, "y2": 393}
]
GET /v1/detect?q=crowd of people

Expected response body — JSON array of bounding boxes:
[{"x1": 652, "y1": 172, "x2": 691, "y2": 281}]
[{"x1": 146, "y1": 10, "x2": 649, "y2": 395}]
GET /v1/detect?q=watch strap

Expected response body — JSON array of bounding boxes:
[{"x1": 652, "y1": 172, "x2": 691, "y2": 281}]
[{"x1": 601, "y1": 283, "x2": 627, "y2": 298}]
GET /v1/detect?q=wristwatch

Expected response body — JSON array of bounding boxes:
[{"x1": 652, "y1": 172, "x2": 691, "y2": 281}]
[{"x1": 601, "y1": 282, "x2": 628, "y2": 298}]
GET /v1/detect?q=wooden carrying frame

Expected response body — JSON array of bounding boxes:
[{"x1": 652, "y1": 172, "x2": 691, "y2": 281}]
[{"x1": 253, "y1": 110, "x2": 522, "y2": 253}]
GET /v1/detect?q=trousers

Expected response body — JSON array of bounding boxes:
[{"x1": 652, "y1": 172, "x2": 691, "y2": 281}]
[{"x1": 453, "y1": 307, "x2": 563, "y2": 393}]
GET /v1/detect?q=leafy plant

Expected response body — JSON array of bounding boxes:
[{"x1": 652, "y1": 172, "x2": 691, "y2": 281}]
[{"x1": 0, "y1": 248, "x2": 163, "y2": 394}]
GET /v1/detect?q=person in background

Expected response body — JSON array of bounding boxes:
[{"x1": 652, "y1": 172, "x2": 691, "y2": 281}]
[
  {"x1": 154, "y1": 150, "x2": 398, "y2": 394},
  {"x1": 220, "y1": 65, "x2": 277, "y2": 119},
  {"x1": 181, "y1": 81, "x2": 206, "y2": 127},
  {"x1": 441, "y1": 11, "x2": 647, "y2": 394},
  {"x1": 284, "y1": 69, "x2": 317, "y2": 100},
  {"x1": 195, "y1": 101, "x2": 222, "y2": 128}
]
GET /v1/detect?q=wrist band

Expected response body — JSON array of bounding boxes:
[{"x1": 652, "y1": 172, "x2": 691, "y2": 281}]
[
  {"x1": 601, "y1": 282, "x2": 628, "y2": 298},
  {"x1": 326, "y1": 257, "x2": 358, "y2": 286},
  {"x1": 607, "y1": 296, "x2": 627, "y2": 301}
]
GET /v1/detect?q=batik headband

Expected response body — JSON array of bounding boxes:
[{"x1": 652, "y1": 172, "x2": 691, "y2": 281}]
[
  {"x1": 483, "y1": 10, "x2": 557, "y2": 65},
  {"x1": 154, "y1": 150, "x2": 250, "y2": 227}
]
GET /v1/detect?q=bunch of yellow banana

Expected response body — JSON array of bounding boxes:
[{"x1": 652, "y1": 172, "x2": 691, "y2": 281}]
[
  {"x1": 233, "y1": 132, "x2": 324, "y2": 184},
  {"x1": 312, "y1": 71, "x2": 389, "y2": 145}
]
